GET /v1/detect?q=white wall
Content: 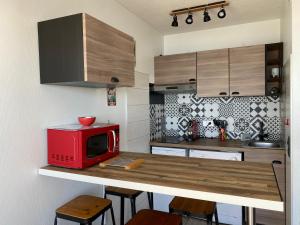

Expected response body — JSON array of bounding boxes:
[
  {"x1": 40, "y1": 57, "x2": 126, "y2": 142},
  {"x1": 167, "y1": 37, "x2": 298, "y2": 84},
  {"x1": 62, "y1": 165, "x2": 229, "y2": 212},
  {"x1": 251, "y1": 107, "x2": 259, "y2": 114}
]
[
  {"x1": 0, "y1": 0, "x2": 162, "y2": 225},
  {"x1": 163, "y1": 19, "x2": 281, "y2": 55},
  {"x1": 290, "y1": 1, "x2": 300, "y2": 225},
  {"x1": 280, "y1": 1, "x2": 292, "y2": 224}
]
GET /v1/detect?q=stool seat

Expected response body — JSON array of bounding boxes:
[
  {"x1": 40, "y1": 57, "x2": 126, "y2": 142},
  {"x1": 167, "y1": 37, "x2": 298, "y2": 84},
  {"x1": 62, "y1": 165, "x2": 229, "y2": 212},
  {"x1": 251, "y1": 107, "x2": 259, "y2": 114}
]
[
  {"x1": 105, "y1": 186, "x2": 142, "y2": 198},
  {"x1": 169, "y1": 197, "x2": 219, "y2": 225},
  {"x1": 55, "y1": 195, "x2": 115, "y2": 225},
  {"x1": 104, "y1": 186, "x2": 153, "y2": 225},
  {"x1": 126, "y1": 209, "x2": 182, "y2": 225},
  {"x1": 169, "y1": 196, "x2": 215, "y2": 217}
]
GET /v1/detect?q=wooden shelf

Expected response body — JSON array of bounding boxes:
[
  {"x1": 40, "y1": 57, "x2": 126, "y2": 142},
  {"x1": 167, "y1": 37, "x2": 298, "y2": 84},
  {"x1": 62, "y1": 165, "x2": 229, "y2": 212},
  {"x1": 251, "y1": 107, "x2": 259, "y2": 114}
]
[
  {"x1": 267, "y1": 78, "x2": 281, "y2": 83},
  {"x1": 265, "y1": 43, "x2": 283, "y2": 96}
]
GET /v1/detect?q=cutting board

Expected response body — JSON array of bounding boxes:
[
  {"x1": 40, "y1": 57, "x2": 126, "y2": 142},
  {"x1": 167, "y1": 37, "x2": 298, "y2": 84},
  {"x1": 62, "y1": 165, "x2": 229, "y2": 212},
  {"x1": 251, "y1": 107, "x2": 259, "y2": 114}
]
[{"x1": 99, "y1": 156, "x2": 144, "y2": 170}]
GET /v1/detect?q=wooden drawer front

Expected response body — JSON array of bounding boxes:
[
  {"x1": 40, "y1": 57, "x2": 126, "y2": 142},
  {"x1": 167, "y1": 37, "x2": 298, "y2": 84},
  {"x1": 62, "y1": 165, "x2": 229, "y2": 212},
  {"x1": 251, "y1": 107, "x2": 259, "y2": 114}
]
[
  {"x1": 244, "y1": 149, "x2": 284, "y2": 164},
  {"x1": 155, "y1": 53, "x2": 196, "y2": 85},
  {"x1": 197, "y1": 49, "x2": 229, "y2": 97},
  {"x1": 84, "y1": 14, "x2": 135, "y2": 86},
  {"x1": 229, "y1": 45, "x2": 265, "y2": 96},
  {"x1": 245, "y1": 150, "x2": 285, "y2": 225}
]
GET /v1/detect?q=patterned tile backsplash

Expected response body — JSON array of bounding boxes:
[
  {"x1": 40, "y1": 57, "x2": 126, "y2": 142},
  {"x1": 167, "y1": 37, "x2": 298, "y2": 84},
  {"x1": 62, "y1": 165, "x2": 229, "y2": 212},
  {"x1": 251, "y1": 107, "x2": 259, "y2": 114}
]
[{"x1": 150, "y1": 93, "x2": 281, "y2": 141}]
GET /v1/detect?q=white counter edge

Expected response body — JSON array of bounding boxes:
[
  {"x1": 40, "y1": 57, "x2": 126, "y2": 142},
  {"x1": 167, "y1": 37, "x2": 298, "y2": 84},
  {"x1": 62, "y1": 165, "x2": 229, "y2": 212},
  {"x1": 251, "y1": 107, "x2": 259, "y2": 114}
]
[{"x1": 38, "y1": 168, "x2": 284, "y2": 212}]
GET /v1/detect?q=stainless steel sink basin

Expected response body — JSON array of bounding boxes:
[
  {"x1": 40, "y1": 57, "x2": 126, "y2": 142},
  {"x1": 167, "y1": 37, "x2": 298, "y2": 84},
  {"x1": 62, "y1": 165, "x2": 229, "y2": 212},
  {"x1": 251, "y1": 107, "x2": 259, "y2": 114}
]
[{"x1": 247, "y1": 141, "x2": 281, "y2": 148}]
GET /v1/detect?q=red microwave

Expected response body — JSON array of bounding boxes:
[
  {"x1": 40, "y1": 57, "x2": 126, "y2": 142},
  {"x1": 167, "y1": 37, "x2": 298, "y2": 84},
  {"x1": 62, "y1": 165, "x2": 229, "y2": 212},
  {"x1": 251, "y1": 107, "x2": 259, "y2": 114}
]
[{"x1": 47, "y1": 123, "x2": 119, "y2": 169}]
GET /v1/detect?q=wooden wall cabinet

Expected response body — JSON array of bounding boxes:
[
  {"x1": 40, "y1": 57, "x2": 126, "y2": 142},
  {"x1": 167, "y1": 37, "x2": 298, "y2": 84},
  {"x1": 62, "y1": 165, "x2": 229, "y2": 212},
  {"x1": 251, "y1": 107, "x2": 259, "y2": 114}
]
[
  {"x1": 154, "y1": 53, "x2": 196, "y2": 85},
  {"x1": 197, "y1": 49, "x2": 229, "y2": 97},
  {"x1": 229, "y1": 45, "x2": 266, "y2": 96},
  {"x1": 244, "y1": 149, "x2": 285, "y2": 225},
  {"x1": 38, "y1": 13, "x2": 135, "y2": 88}
]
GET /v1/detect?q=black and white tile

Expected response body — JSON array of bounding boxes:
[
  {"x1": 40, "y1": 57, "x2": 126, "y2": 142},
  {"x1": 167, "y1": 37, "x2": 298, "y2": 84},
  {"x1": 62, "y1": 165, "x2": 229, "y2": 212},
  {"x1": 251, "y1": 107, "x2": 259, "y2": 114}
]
[
  {"x1": 149, "y1": 104, "x2": 164, "y2": 141},
  {"x1": 150, "y1": 94, "x2": 281, "y2": 141}
]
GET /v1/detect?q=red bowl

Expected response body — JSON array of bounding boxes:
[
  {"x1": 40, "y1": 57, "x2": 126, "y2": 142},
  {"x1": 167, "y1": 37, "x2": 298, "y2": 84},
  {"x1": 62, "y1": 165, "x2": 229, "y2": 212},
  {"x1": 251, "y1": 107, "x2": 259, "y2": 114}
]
[{"x1": 78, "y1": 116, "x2": 96, "y2": 126}]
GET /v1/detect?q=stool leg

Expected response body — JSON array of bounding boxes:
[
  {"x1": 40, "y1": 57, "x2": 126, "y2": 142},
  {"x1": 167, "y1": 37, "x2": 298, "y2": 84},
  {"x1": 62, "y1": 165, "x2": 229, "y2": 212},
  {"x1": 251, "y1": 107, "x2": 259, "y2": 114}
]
[
  {"x1": 120, "y1": 197, "x2": 124, "y2": 225},
  {"x1": 206, "y1": 215, "x2": 213, "y2": 225},
  {"x1": 110, "y1": 206, "x2": 116, "y2": 225},
  {"x1": 215, "y1": 207, "x2": 219, "y2": 225},
  {"x1": 101, "y1": 212, "x2": 105, "y2": 225},
  {"x1": 147, "y1": 192, "x2": 153, "y2": 209},
  {"x1": 54, "y1": 216, "x2": 57, "y2": 225},
  {"x1": 130, "y1": 198, "x2": 137, "y2": 217}
]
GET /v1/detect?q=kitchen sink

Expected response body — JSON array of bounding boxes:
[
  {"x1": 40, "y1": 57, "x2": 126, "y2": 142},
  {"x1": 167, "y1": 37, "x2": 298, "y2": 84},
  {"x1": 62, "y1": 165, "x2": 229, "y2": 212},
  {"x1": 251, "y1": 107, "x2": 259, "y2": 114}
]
[{"x1": 247, "y1": 141, "x2": 281, "y2": 148}]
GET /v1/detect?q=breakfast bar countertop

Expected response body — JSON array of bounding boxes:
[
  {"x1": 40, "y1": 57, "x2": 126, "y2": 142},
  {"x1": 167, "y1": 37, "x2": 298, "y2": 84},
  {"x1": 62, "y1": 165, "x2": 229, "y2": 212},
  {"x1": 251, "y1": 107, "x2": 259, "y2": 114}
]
[
  {"x1": 150, "y1": 138, "x2": 285, "y2": 152},
  {"x1": 39, "y1": 152, "x2": 283, "y2": 213}
]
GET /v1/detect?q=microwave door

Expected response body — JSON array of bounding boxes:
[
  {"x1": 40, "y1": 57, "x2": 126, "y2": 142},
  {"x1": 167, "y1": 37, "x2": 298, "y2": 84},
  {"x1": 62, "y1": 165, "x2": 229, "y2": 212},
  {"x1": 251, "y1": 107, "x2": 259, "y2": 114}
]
[
  {"x1": 86, "y1": 134, "x2": 108, "y2": 158},
  {"x1": 109, "y1": 130, "x2": 116, "y2": 152}
]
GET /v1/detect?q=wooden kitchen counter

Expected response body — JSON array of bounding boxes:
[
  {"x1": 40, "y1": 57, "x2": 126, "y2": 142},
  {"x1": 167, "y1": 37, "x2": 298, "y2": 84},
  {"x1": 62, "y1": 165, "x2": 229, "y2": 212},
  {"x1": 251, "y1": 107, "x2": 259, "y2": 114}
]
[
  {"x1": 39, "y1": 152, "x2": 283, "y2": 212},
  {"x1": 150, "y1": 138, "x2": 285, "y2": 152}
]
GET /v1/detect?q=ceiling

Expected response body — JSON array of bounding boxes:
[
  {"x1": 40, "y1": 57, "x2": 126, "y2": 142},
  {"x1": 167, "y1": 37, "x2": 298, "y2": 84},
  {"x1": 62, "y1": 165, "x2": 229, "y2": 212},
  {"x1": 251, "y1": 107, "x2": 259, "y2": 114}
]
[{"x1": 115, "y1": 0, "x2": 283, "y2": 35}]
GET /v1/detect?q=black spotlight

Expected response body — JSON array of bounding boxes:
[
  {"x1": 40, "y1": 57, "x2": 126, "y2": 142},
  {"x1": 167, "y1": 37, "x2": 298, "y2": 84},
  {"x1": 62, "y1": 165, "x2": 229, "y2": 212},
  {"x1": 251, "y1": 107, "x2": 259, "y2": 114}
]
[
  {"x1": 171, "y1": 15, "x2": 178, "y2": 27},
  {"x1": 185, "y1": 12, "x2": 193, "y2": 25},
  {"x1": 203, "y1": 8, "x2": 211, "y2": 22},
  {"x1": 218, "y1": 5, "x2": 226, "y2": 19}
]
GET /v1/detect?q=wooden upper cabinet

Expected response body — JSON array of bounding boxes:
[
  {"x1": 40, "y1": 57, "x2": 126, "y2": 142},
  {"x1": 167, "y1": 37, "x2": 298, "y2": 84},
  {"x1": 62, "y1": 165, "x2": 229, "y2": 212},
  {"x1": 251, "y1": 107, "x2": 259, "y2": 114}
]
[
  {"x1": 229, "y1": 45, "x2": 265, "y2": 96},
  {"x1": 197, "y1": 49, "x2": 229, "y2": 97},
  {"x1": 154, "y1": 53, "x2": 196, "y2": 85},
  {"x1": 84, "y1": 14, "x2": 135, "y2": 86},
  {"x1": 38, "y1": 13, "x2": 135, "y2": 88}
]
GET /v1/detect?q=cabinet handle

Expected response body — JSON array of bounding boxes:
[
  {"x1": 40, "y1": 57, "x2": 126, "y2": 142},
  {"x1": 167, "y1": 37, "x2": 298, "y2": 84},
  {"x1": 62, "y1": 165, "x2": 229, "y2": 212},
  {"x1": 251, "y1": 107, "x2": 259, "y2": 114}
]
[
  {"x1": 219, "y1": 92, "x2": 227, "y2": 96},
  {"x1": 189, "y1": 78, "x2": 196, "y2": 83},
  {"x1": 272, "y1": 160, "x2": 282, "y2": 164},
  {"x1": 232, "y1": 91, "x2": 240, "y2": 95},
  {"x1": 166, "y1": 86, "x2": 178, "y2": 90},
  {"x1": 111, "y1": 77, "x2": 120, "y2": 83}
]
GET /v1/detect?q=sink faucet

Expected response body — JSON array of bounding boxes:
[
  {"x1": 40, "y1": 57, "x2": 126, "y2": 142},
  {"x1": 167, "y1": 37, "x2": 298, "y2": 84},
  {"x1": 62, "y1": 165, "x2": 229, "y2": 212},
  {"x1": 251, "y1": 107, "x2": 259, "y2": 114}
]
[{"x1": 258, "y1": 121, "x2": 268, "y2": 141}]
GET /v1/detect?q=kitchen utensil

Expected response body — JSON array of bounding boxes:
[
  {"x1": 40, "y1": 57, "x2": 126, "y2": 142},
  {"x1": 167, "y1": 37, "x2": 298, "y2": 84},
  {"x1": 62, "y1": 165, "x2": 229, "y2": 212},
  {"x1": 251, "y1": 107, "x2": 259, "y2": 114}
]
[
  {"x1": 78, "y1": 116, "x2": 96, "y2": 126},
  {"x1": 271, "y1": 67, "x2": 280, "y2": 78},
  {"x1": 99, "y1": 157, "x2": 144, "y2": 170},
  {"x1": 213, "y1": 119, "x2": 228, "y2": 141}
]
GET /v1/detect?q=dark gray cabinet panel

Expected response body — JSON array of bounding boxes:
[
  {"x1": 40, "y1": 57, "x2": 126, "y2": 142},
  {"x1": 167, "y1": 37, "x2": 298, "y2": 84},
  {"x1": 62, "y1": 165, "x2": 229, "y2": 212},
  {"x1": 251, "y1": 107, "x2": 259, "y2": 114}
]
[{"x1": 38, "y1": 14, "x2": 84, "y2": 84}]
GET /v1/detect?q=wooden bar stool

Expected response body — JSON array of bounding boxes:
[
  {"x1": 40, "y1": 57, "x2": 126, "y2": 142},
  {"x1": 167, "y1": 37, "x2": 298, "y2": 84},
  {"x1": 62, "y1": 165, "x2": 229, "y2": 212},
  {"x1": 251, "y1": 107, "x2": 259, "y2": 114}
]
[
  {"x1": 104, "y1": 186, "x2": 153, "y2": 225},
  {"x1": 125, "y1": 209, "x2": 182, "y2": 225},
  {"x1": 169, "y1": 196, "x2": 219, "y2": 225},
  {"x1": 54, "y1": 195, "x2": 116, "y2": 225}
]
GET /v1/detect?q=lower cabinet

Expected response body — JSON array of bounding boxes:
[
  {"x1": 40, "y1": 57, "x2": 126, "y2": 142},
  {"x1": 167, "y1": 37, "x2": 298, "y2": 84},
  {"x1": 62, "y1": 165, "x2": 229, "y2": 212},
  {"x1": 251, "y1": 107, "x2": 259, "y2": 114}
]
[
  {"x1": 189, "y1": 150, "x2": 243, "y2": 225},
  {"x1": 244, "y1": 149, "x2": 286, "y2": 225},
  {"x1": 150, "y1": 146, "x2": 285, "y2": 225},
  {"x1": 151, "y1": 147, "x2": 187, "y2": 212},
  {"x1": 151, "y1": 147, "x2": 243, "y2": 225}
]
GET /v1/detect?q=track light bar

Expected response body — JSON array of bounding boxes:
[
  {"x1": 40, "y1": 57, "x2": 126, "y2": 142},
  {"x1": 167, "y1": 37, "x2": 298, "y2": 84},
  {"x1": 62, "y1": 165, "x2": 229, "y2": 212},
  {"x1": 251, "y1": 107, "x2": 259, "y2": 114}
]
[{"x1": 170, "y1": 1, "x2": 229, "y2": 16}]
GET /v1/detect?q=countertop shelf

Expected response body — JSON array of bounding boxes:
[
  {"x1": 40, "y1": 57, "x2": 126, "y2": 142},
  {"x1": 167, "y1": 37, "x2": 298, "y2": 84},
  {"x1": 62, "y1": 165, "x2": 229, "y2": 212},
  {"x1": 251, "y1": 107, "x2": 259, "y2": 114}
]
[
  {"x1": 150, "y1": 138, "x2": 285, "y2": 153},
  {"x1": 39, "y1": 152, "x2": 283, "y2": 212}
]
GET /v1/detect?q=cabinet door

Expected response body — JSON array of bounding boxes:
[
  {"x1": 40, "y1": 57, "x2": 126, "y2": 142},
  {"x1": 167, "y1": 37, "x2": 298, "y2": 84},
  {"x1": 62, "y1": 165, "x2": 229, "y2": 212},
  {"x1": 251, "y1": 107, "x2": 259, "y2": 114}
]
[
  {"x1": 151, "y1": 147, "x2": 186, "y2": 212},
  {"x1": 197, "y1": 49, "x2": 229, "y2": 97},
  {"x1": 84, "y1": 14, "x2": 135, "y2": 87},
  {"x1": 229, "y1": 45, "x2": 265, "y2": 96},
  {"x1": 155, "y1": 53, "x2": 196, "y2": 85},
  {"x1": 190, "y1": 149, "x2": 243, "y2": 225},
  {"x1": 244, "y1": 149, "x2": 285, "y2": 225}
]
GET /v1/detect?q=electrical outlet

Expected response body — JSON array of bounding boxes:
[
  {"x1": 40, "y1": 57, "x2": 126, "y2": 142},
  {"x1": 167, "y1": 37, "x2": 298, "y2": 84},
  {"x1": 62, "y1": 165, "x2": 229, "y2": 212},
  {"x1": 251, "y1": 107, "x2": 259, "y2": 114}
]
[{"x1": 203, "y1": 120, "x2": 214, "y2": 127}]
